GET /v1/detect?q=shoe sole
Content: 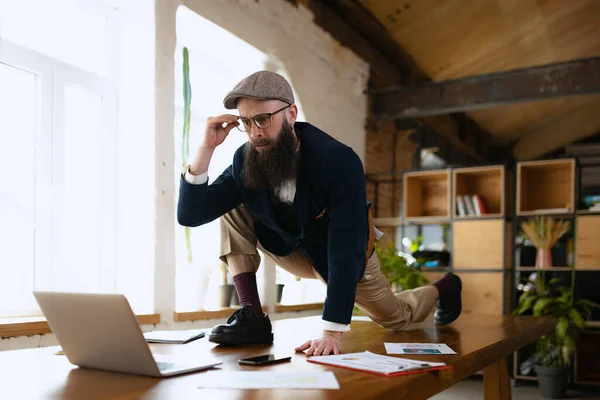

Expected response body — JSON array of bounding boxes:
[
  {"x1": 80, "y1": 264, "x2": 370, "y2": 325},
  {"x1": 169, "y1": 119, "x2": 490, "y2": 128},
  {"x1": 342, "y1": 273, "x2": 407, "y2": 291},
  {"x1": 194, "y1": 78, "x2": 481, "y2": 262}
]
[
  {"x1": 435, "y1": 310, "x2": 461, "y2": 325},
  {"x1": 208, "y1": 332, "x2": 274, "y2": 346}
]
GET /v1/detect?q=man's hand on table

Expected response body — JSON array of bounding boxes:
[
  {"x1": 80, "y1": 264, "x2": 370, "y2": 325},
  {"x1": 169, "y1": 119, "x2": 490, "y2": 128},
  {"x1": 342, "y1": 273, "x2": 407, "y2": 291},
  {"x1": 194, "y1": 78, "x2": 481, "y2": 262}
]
[{"x1": 294, "y1": 330, "x2": 343, "y2": 356}]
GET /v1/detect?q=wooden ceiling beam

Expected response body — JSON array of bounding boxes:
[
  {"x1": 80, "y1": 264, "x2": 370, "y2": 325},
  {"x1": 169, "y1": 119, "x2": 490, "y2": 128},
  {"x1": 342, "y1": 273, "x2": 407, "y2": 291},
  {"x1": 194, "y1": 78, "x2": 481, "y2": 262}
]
[
  {"x1": 397, "y1": 117, "x2": 489, "y2": 163},
  {"x1": 288, "y1": 0, "x2": 494, "y2": 162},
  {"x1": 371, "y1": 57, "x2": 600, "y2": 119},
  {"x1": 512, "y1": 104, "x2": 600, "y2": 160},
  {"x1": 313, "y1": 0, "x2": 427, "y2": 85},
  {"x1": 299, "y1": 0, "x2": 404, "y2": 88}
]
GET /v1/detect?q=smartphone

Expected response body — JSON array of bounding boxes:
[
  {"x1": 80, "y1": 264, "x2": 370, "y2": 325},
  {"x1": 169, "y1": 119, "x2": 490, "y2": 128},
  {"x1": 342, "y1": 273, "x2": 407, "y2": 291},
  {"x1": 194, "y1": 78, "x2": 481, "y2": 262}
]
[{"x1": 238, "y1": 354, "x2": 292, "y2": 366}]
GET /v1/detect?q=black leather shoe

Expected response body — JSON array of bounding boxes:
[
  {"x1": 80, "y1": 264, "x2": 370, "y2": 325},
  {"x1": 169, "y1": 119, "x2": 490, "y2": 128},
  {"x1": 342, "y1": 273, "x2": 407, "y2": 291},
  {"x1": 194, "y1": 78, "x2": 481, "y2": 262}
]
[
  {"x1": 434, "y1": 273, "x2": 462, "y2": 325},
  {"x1": 208, "y1": 304, "x2": 273, "y2": 346}
]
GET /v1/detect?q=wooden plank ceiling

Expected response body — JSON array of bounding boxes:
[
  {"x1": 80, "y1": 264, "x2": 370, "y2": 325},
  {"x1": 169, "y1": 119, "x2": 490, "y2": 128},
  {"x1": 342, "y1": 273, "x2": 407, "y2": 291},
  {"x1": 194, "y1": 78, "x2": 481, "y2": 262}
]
[{"x1": 359, "y1": 0, "x2": 600, "y2": 160}]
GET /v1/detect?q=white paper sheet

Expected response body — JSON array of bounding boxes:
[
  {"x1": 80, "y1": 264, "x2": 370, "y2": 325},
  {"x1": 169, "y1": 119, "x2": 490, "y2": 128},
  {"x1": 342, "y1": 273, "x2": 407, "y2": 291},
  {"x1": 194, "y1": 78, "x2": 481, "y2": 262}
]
[
  {"x1": 196, "y1": 371, "x2": 340, "y2": 390},
  {"x1": 309, "y1": 351, "x2": 446, "y2": 375},
  {"x1": 384, "y1": 343, "x2": 457, "y2": 355}
]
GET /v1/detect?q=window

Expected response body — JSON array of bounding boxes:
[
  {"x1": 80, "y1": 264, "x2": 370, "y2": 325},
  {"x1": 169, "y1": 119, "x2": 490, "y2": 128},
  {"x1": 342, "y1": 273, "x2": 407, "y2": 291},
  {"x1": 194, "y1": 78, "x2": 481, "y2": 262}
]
[
  {"x1": 0, "y1": 1, "x2": 121, "y2": 317},
  {"x1": 0, "y1": 0, "x2": 112, "y2": 76},
  {"x1": 174, "y1": 6, "x2": 268, "y2": 311},
  {"x1": 173, "y1": 6, "x2": 318, "y2": 311},
  {"x1": 51, "y1": 69, "x2": 118, "y2": 295},
  {"x1": 0, "y1": 58, "x2": 41, "y2": 317}
]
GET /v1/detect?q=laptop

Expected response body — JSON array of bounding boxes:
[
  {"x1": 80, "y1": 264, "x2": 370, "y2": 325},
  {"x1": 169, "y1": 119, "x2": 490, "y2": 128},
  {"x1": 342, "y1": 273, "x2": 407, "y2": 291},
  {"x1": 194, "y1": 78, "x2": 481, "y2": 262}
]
[{"x1": 33, "y1": 291, "x2": 222, "y2": 378}]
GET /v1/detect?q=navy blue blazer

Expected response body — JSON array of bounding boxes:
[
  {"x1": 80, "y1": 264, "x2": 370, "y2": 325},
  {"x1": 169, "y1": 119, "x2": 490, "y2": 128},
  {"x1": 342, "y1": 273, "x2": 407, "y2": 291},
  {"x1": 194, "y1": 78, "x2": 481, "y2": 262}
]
[{"x1": 177, "y1": 122, "x2": 369, "y2": 325}]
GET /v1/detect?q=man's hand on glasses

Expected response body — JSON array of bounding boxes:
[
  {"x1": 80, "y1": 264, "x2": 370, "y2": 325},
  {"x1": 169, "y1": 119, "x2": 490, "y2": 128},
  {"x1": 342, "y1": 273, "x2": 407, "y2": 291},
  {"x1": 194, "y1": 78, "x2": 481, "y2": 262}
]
[{"x1": 203, "y1": 114, "x2": 240, "y2": 150}]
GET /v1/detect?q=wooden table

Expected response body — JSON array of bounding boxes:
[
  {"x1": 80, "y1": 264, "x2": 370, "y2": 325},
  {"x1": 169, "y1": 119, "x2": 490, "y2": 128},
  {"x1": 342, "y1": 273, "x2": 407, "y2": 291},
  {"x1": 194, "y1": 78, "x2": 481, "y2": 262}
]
[{"x1": 0, "y1": 314, "x2": 554, "y2": 400}]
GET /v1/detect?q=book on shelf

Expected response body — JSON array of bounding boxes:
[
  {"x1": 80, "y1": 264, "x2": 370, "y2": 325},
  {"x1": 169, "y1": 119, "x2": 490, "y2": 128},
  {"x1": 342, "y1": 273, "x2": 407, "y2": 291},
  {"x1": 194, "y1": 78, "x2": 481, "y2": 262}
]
[
  {"x1": 456, "y1": 194, "x2": 487, "y2": 216},
  {"x1": 456, "y1": 195, "x2": 467, "y2": 216},
  {"x1": 473, "y1": 194, "x2": 487, "y2": 215}
]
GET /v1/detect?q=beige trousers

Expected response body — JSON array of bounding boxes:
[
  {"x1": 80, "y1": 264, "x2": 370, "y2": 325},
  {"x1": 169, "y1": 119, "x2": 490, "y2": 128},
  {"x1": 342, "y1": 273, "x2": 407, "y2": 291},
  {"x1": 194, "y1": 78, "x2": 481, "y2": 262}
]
[{"x1": 219, "y1": 205, "x2": 438, "y2": 331}]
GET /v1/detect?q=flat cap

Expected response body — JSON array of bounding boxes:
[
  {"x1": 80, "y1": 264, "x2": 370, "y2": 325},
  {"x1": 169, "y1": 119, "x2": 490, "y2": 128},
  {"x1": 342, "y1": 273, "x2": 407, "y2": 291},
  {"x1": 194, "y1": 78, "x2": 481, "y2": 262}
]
[{"x1": 223, "y1": 70, "x2": 294, "y2": 109}]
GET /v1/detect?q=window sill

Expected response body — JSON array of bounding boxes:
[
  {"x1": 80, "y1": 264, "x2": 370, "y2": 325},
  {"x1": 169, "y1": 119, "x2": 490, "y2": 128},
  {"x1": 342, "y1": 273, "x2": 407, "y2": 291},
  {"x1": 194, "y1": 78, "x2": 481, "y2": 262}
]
[
  {"x1": 274, "y1": 302, "x2": 324, "y2": 312},
  {"x1": 0, "y1": 314, "x2": 161, "y2": 338},
  {"x1": 174, "y1": 307, "x2": 269, "y2": 323},
  {"x1": 173, "y1": 303, "x2": 324, "y2": 322}
]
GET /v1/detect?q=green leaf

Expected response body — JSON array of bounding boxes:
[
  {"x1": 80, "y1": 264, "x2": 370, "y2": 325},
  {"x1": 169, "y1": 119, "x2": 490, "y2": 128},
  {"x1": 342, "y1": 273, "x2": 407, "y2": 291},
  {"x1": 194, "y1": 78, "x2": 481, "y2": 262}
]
[
  {"x1": 562, "y1": 345, "x2": 571, "y2": 366},
  {"x1": 557, "y1": 287, "x2": 572, "y2": 301},
  {"x1": 569, "y1": 308, "x2": 586, "y2": 329},
  {"x1": 533, "y1": 297, "x2": 555, "y2": 316},
  {"x1": 182, "y1": 47, "x2": 193, "y2": 260},
  {"x1": 182, "y1": 47, "x2": 192, "y2": 167},
  {"x1": 556, "y1": 317, "x2": 570, "y2": 338},
  {"x1": 578, "y1": 299, "x2": 600, "y2": 309},
  {"x1": 518, "y1": 291, "x2": 533, "y2": 305},
  {"x1": 548, "y1": 278, "x2": 561, "y2": 287},
  {"x1": 376, "y1": 244, "x2": 428, "y2": 291},
  {"x1": 514, "y1": 295, "x2": 537, "y2": 315}
]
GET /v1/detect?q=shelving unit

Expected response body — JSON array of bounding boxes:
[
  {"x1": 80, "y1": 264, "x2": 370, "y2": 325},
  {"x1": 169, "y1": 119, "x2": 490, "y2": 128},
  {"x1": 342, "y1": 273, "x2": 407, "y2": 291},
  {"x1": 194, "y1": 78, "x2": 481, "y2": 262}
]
[
  {"x1": 371, "y1": 159, "x2": 600, "y2": 386},
  {"x1": 399, "y1": 164, "x2": 513, "y2": 318},
  {"x1": 511, "y1": 158, "x2": 600, "y2": 386}
]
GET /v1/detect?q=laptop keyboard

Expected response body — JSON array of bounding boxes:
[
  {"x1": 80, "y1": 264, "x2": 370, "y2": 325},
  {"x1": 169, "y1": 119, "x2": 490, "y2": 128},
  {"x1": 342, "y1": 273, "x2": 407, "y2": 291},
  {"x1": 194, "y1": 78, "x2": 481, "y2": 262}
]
[{"x1": 157, "y1": 361, "x2": 176, "y2": 371}]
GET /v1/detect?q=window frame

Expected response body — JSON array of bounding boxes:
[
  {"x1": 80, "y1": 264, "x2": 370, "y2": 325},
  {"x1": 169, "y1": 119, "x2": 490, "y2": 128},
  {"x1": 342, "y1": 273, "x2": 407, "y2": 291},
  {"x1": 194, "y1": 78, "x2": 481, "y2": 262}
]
[{"x1": 0, "y1": 39, "x2": 118, "y2": 317}]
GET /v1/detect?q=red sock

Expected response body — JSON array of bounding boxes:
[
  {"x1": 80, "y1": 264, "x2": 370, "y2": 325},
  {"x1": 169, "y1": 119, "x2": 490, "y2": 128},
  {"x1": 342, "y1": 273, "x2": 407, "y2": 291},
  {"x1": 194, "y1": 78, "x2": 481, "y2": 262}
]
[
  {"x1": 232, "y1": 272, "x2": 262, "y2": 314},
  {"x1": 432, "y1": 273, "x2": 454, "y2": 297}
]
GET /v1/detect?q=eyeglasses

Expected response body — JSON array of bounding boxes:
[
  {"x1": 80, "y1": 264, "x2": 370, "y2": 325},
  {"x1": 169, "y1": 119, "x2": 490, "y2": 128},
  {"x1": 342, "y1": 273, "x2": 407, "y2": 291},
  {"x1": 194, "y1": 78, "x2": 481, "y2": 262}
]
[{"x1": 236, "y1": 104, "x2": 291, "y2": 132}]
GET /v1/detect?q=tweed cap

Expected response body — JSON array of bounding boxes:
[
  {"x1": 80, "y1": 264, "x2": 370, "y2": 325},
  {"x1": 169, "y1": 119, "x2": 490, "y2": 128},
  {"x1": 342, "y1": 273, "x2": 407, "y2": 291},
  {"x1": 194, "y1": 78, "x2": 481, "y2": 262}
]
[{"x1": 223, "y1": 70, "x2": 295, "y2": 109}]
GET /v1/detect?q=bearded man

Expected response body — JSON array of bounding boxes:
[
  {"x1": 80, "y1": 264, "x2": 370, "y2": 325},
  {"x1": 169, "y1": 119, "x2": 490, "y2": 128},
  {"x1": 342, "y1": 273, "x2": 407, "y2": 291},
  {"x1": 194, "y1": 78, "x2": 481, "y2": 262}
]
[{"x1": 177, "y1": 70, "x2": 462, "y2": 357}]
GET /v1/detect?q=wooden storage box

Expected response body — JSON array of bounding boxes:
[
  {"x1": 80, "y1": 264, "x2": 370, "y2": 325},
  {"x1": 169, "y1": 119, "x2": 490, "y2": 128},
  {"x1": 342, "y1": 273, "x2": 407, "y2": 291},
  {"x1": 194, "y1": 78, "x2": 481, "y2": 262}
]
[
  {"x1": 453, "y1": 220, "x2": 511, "y2": 270},
  {"x1": 403, "y1": 169, "x2": 450, "y2": 221},
  {"x1": 453, "y1": 165, "x2": 504, "y2": 218},
  {"x1": 453, "y1": 272, "x2": 510, "y2": 316},
  {"x1": 575, "y1": 215, "x2": 600, "y2": 270},
  {"x1": 516, "y1": 159, "x2": 575, "y2": 215}
]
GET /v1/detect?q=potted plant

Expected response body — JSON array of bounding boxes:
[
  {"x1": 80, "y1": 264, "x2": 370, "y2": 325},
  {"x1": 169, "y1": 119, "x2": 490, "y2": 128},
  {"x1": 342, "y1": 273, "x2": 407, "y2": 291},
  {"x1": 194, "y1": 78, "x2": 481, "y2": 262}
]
[
  {"x1": 520, "y1": 216, "x2": 571, "y2": 268},
  {"x1": 514, "y1": 270, "x2": 599, "y2": 399},
  {"x1": 375, "y1": 242, "x2": 429, "y2": 292}
]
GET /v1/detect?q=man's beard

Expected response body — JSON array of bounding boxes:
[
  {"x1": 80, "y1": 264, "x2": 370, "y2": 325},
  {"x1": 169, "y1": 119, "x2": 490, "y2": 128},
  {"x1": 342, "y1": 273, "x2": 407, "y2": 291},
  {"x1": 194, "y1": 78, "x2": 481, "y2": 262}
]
[{"x1": 241, "y1": 120, "x2": 299, "y2": 190}]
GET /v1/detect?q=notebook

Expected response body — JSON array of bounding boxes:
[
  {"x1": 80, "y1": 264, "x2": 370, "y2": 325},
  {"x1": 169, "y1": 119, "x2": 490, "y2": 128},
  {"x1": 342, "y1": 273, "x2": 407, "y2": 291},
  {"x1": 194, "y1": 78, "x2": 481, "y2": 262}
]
[
  {"x1": 143, "y1": 329, "x2": 206, "y2": 344},
  {"x1": 307, "y1": 351, "x2": 449, "y2": 377}
]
